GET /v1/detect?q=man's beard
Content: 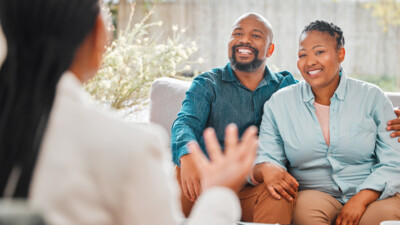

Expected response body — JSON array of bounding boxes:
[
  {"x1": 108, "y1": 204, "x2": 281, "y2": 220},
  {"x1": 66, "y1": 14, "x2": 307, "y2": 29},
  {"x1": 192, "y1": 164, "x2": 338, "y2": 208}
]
[{"x1": 229, "y1": 45, "x2": 264, "y2": 72}]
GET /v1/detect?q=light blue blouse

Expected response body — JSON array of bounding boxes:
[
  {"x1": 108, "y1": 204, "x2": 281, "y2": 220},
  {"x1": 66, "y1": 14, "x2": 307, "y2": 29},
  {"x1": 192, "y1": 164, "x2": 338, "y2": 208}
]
[{"x1": 256, "y1": 72, "x2": 400, "y2": 203}]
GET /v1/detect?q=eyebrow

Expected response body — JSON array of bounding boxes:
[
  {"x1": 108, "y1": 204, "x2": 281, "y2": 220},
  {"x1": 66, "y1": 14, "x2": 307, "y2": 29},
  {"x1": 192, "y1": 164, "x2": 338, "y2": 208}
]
[
  {"x1": 312, "y1": 45, "x2": 323, "y2": 49},
  {"x1": 299, "y1": 45, "x2": 324, "y2": 51},
  {"x1": 232, "y1": 27, "x2": 265, "y2": 35}
]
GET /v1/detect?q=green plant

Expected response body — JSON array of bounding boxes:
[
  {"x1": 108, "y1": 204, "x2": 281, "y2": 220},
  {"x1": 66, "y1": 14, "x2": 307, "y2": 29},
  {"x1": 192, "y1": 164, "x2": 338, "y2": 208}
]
[{"x1": 84, "y1": 6, "x2": 201, "y2": 110}]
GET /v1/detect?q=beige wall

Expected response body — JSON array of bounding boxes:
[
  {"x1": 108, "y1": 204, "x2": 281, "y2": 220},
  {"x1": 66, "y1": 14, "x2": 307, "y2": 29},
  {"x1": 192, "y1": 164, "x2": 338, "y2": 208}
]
[{"x1": 118, "y1": 0, "x2": 400, "y2": 82}]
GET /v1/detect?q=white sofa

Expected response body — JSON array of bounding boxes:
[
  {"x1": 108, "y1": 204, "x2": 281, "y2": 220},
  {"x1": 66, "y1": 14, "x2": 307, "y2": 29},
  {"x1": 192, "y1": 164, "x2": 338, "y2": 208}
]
[{"x1": 149, "y1": 77, "x2": 400, "y2": 133}]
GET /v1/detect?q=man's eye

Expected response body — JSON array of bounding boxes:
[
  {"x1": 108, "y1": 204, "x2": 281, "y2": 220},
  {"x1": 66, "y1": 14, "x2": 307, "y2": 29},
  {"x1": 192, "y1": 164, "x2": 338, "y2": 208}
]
[
  {"x1": 233, "y1": 33, "x2": 242, "y2": 36},
  {"x1": 252, "y1": 34, "x2": 261, "y2": 38},
  {"x1": 298, "y1": 54, "x2": 306, "y2": 58}
]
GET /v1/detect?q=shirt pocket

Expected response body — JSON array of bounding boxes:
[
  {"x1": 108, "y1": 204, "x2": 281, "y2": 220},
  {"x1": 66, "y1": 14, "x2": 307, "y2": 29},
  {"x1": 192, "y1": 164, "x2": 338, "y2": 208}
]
[{"x1": 350, "y1": 121, "x2": 377, "y2": 155}]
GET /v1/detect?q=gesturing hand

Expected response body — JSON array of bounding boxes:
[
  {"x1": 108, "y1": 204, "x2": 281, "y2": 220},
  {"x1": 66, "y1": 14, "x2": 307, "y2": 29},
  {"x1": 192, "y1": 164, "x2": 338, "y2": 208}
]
[
  {"x1": 254, "y1": 163, "x2": 298, "y2": 201},
  {"x1": 188, "y1": 124, "x2": 258, "y2": 193}
]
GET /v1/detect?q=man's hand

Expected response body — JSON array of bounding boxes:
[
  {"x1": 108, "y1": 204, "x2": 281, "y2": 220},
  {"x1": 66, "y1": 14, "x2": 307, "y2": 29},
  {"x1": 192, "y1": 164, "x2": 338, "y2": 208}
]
[
  {"x1": 387, "y1": 107, "x2": 400, "y2": 142},
  {"x1": 188, "y1": 124, "x2": 258, "y2": 193},
  {"x1": 335, "y1": 189, "x2": 380, "y2": 225},
  {"x1": 253, "y1": 163, "x2": 298, "y2": 201},
  {"x1": 180, "y1": 154, "x2": 202, "y2": 202}
]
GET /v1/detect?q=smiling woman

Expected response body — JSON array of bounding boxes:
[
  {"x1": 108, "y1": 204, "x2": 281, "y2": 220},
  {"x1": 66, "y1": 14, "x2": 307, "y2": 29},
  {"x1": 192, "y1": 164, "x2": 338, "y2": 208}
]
[{"x1": 254, "y1": 20, "x2": 400, "y2": 225}]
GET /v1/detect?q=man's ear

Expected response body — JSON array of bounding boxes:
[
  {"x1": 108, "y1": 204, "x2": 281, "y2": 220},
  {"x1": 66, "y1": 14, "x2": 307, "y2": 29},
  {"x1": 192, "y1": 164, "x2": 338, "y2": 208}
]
[
  {"x1": 267, "y1": 43, "x2": 274, "y2": 58},
  {"x1": 339, "y1": 47, "x2": 345, "y2": 63}
]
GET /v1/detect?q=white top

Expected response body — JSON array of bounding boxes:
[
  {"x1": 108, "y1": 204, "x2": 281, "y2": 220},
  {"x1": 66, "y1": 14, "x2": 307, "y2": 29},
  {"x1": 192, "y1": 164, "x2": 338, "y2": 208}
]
[{"x1": 30, "y1": 71, "x2": 240, "y2": 225}]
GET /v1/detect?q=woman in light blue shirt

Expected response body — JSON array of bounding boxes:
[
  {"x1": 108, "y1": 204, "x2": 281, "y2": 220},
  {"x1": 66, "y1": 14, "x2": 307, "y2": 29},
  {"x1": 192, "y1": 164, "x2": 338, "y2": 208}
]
[{"x1": 252, "y1": 20, "x2": 400, "y2": 225}]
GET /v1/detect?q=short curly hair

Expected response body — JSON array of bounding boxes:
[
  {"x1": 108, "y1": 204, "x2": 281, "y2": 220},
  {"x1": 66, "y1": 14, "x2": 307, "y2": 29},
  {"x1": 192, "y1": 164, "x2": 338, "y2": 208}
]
[{"x1": 301, "y1": 20, "x2": 345, "y2": 49}]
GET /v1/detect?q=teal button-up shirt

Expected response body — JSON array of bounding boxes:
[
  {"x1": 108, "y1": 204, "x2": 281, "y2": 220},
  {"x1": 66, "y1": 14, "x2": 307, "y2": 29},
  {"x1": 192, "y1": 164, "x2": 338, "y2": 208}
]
[
  {"x1": 171, "y1": 63, "x2": 297, "y2": 166},
  {"x1": 257, "y1": 72, "x2": 400, "y2": 203}
]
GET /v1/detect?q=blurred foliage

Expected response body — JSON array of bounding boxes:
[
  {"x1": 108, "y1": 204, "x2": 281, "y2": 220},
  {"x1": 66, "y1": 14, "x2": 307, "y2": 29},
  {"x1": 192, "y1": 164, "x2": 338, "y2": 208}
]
[
  {"x1": 84, "y1": 5, "x2": 202, "y2": 110},
  {"x1": 363, "y1": 0, "x2": 400, "y2": 32},
  {"x1": 351, "y1": 74, "x2": 400, "y2": 92}
]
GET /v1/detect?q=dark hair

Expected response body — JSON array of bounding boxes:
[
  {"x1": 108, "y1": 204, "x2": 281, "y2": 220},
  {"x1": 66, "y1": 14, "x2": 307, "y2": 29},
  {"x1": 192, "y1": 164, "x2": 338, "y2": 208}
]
[
  {"x1": 301, "y1": 20, "x2": 345, "y2": 49},
  {"x1": 0, "y1": 0, "x2": 100, "y2": 198}
]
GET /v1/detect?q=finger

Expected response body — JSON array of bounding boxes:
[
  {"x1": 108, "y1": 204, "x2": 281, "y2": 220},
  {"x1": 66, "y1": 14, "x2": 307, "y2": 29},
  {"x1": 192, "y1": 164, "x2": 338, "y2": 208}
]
[
  {"x1": 266, "y1": 185, "x2": 282, "y2": 200},
  {"x1": 387, "y1": 118, "x2": 400, "y2": 126},
  {"x1": 181, "y1": 180, "x2": 193, "y2": 201},
  {"x1": 390, "y1": 130, "x2": 400, "y2": 139},
  {"x1": 186, "y1": 180, "x2": 197, "y2": 201},
  {"x1": 203, "y1": 128, "x2": 224, "y2": 162},
  {"x1": 188, "y1": 141, "x2": 209, "y2": 172},
  {"x1": 274, "y1": 184, "x2": 293, "y2": 201},
  {"x1": 193, "y1": 179, "x2": 202, "y2": 199},
  {"x1": 335, "y1": 216, "x2": 342, "y2": 225},
  {"x1": 395, "y1": 108, "x2": 400, "y2": 117},
  {"x1": 280, "y1": 180, "x2": 296, "y2": 199},
  {"x1": 236, "y1": 126, "x2": 258, "y2": 155},
  {"x1": 354, "y1": 216, "x2": 361, "y2": 225},
  {"x1": 224, "y1": 123, "x2": 239, "y2": 156},
  {"x1": 284, "y1": 174, "x2": 299, "y2": 191}
]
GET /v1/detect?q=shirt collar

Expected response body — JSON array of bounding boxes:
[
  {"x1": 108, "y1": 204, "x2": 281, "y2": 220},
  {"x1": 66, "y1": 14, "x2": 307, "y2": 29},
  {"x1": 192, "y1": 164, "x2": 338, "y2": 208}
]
[
  {"x1": 222, "y1": 63, "x2": 279, "y2": 87},
  {"x1": 301, "y1": 68, "x2": 348, "y2": 103}
]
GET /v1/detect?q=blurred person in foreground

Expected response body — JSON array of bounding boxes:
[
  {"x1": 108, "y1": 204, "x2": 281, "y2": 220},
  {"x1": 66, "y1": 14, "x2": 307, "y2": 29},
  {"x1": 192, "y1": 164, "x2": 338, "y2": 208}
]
[{"x1": 0, "y1": 0, "x2": 258, "y2": 224}]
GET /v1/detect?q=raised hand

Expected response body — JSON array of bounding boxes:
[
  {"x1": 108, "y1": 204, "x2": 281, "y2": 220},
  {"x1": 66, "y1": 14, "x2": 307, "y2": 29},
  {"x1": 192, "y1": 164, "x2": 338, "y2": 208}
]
[{"x1": 188, "y1": 124, "x2": 258, "y2": 193}]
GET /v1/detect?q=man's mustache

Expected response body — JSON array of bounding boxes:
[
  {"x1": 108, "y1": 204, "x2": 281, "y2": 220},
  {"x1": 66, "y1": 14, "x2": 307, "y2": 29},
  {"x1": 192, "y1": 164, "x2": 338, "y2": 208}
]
[{"x1": 232, "y1": 44, "x2": 258, "y2": 53}]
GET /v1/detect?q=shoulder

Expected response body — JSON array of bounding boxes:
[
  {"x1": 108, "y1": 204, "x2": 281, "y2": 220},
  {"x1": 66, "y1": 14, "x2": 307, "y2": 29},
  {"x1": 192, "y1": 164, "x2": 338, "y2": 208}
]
[
  {"x1": 346, "y1": 77, "x2": 387, "y2": 101},
  {"x1": 273, "y1": 70, "x2": 298, "y2": 86},
  {"x1": 193, "y1": 65, "x2": 226, "y2": 83},
  {"x1": 49, "y1": 91, "x2": 168, "y2": 161},
  {"x1": 267, "y1": 80, "x2": 303, "y2": 107}
]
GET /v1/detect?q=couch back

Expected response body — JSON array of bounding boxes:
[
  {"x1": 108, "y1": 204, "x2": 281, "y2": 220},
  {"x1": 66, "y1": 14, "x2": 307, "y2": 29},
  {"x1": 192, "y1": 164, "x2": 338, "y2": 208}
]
[{"x1": 149, "y1": 77, "x2": 400, "y2": 135}]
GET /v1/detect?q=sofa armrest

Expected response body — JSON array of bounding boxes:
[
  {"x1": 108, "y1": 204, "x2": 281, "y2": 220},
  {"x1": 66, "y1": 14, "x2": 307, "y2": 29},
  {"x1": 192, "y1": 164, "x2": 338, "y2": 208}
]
[{"x1": 149, "y1": 77, "x2": 191, "y2": 136}]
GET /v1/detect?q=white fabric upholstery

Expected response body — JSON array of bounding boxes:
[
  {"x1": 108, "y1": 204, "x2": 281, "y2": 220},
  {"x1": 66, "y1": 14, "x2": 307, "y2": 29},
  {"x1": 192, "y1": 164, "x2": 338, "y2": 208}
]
[
  {"x1": 387, "y1": 92, "x2": 400, "y2": 107},
  {"x1": 149, "y1": 77, "x2": 191, "y2": 135},
  {"x1": 149, "y1": 77, "x2": 400, "y2": 134}
]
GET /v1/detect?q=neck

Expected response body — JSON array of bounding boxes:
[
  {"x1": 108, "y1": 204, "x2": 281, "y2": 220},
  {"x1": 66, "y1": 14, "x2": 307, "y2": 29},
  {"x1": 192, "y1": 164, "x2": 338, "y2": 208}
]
[
  {"x1": 312, "y1": 76, "x2": 340, "y2": 106},
  {"x1": 233, "y1": 64, "x2": 265, "y2": 91}
]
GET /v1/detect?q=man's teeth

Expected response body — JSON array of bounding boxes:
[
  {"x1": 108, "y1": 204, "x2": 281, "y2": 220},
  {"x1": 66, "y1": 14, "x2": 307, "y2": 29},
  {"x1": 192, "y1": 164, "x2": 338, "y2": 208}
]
[
  {"x1": 308, "y1": 69, "x2": 322, "y2": 75},
  {"x1": 238, "y1": 49, "x2": 252, "y2": 54}
]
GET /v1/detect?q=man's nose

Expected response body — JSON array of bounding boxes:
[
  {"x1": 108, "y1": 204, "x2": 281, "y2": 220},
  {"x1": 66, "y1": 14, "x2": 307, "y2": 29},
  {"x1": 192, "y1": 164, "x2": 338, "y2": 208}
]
[{"x1": 239, "y1": 34, "x2": 252, "y2": 44}]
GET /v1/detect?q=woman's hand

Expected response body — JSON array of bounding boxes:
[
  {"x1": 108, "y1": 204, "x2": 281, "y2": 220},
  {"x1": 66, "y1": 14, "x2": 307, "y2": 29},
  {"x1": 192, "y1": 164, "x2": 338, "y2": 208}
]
[
  {"x1": 335, "y1": 189, "x2": 381, "y2": 225},
  {"x1": 188, "y1": 124, "x2": 258, "y2": 193},
  {"x1": 253, "y1": 163, "x2": 298, "y2": 201}
]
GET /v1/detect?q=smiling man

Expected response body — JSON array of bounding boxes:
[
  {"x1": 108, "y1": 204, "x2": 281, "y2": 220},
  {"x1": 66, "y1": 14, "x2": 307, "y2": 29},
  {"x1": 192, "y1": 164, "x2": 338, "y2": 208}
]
[
  {"x1": 170, "y1": 12, "x2": 400, "y2": 224},
  {"x1": 171, "y1": 13, "x2": 297, "y2": 224}
]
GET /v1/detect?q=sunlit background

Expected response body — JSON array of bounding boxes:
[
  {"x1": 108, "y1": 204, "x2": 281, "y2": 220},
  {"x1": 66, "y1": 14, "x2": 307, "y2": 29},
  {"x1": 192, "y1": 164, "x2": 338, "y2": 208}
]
[{"x1": 92, "y1": 0, "x2": 400, "y2": 121}]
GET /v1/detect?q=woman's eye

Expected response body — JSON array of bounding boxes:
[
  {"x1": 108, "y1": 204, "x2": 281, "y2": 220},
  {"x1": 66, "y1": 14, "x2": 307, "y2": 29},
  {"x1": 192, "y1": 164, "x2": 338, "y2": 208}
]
[{"x1": 316, "y1": 51, "x2": 324, "y2": 55}]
